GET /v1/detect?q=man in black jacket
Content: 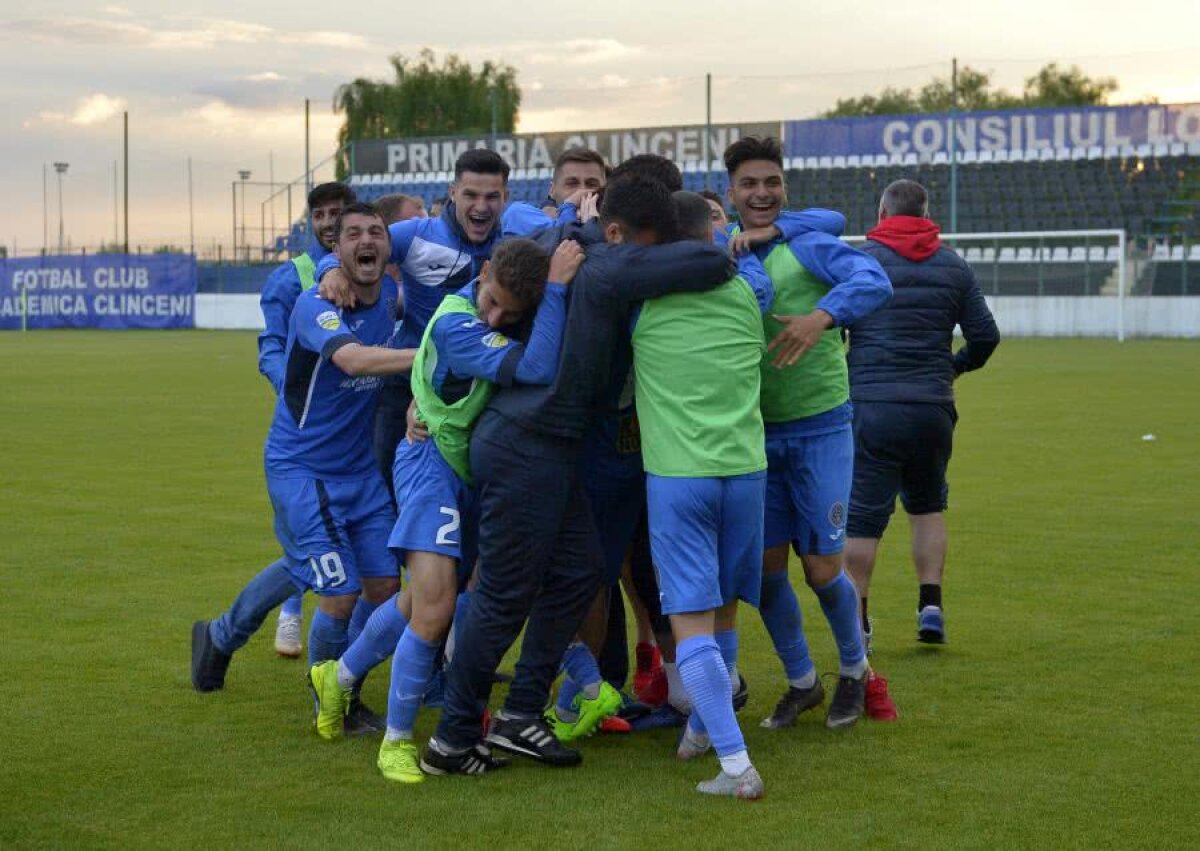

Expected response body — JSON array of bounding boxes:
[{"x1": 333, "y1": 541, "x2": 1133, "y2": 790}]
[
  {"x1": 421, "y1": 175, "x2": 736, "y2": 776},
  {"x1": 846, "y1": 179, "x2": 999, "y2": 651}
]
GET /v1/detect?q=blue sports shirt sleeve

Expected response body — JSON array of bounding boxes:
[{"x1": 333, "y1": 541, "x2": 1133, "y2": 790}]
[
  {"x1": 774, "y1": 208, "x2": 847, "y2": 239},
  {"x1": 432, "y1": 283, "x2": 568, "y2": 387},
  {"x1": 735, "y1": 250, "x2": 774, "y2": 314},
  {"x1": 257, "y1": 263, "x2": 302, "y2": 393},
  {"x1": 315, "y1": 218, "x2": 420, "y2": 281},
  {"x1": 786, "y1": 233, "x2": 893, "y2": 326},
  {"x1": 292, "y1": 295, "x2": 357, "y2": 359}
]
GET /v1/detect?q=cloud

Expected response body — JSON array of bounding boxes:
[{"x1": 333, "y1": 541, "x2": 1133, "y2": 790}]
[
  {"x1": 496, "y1": 38, "x2": 646, "y2": 67},
  {"x1": 37, "y1": 93, "x2": 127, "y2": 126},
  {"x1": 101, "y1": 4, "x2": 134, "y2": 15},
  {"x1": 244, "y1": 72, "x2": 285, "y2": 82},
  {"x1": 2, "y1": 14, "x2": 367, "y2": 52}
]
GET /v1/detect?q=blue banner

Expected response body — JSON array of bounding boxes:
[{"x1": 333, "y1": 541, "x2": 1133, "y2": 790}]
[
  {"x1": 0, "y1": 254, "x2": 196, "y2": 330},
  {"x1": 784, "y1": 102, "x2": 1200, "y2": 158}
]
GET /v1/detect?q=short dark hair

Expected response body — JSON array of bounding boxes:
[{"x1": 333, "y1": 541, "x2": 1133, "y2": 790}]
[
  {"x1": 554, "y1": 146, "x2": 609, "y2": 178},
  {"x1": 699, "y1": 190, "x2": 725, "y2": 207},
  {"x1": 723, "y1": 135, "x2": 784, "y2": 176},
  {"x1": 308, "y1": 181, "x2": 356, "y2": 210},
  {"x1": 489, "y1": 238, "x2": 551, "y2": 307},
  {"x1": 610, "y1": 154, "x2": 683, "y2": 192},
  {"x1": 880, "y1": 179, "x2": 929, "y2": 218},
  {"x1": 673, "y1": 191, "x2": 715, "y2": 242},
  {"x1": 601, "y1": 175, "x2": 678, "y2": 240},
  {"x1": 332, "y1": 202, "x2": 386, "y2": 241},
  {"x1": 455, "y1": 148, "x2": 510, "y2": 182},
  {"x1": 374, "y1": 193, "x2": 421, "y2": 224}
]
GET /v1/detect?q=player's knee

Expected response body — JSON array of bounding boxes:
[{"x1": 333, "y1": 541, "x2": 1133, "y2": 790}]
[
  {"x1": 801, "y1": 554, "x2": 843, "y2": 587},
  {"x1": 318, "y1": 593, "x2": 357, "y2": 619},
  {"x1": 361, "y1": 576, "x2": 400, "y2": 604}
]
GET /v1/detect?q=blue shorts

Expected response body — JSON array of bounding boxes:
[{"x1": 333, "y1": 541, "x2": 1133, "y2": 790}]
[
  {"x1": 645, "y1": 471, "x2": 765, "y2": 616},
  {"x1": 389, "y1": 439, "x2": 477, "y2": 583},
  {"x1": 764, "y1": 424, "x2": 854, "y2": 555},
  {"x1": 266, "y1": 471, "x2": 399, "y2": 597},
  {"x1": 580, "y1": 437, "x2": 645, "y2": 587}
]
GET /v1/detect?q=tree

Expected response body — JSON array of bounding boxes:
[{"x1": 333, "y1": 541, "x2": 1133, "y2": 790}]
[
  {"x1": 333, "y1": 49, "x2": 521, "y2": 177},
  {"x1": 821, "y1": 63, "x2": 1115, "y2": 118}
]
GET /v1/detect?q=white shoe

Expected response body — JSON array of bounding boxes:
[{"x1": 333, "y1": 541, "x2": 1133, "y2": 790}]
[
  {"x1": 275, "y1": 613, "x2": 302, "y2": 658},
  {"x1": 696, "y1": 766, "x2": 764, "y2": 800},
  {"x1": 675, "y1": 724, "x2": 711, "y2": 761}
]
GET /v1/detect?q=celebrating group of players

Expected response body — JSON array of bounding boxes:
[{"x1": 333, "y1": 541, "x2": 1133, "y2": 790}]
[{"x1": 191, "y1": 133, "x2": 999, "y2": 801}]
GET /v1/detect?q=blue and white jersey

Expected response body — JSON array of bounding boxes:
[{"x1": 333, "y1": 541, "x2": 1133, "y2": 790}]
[{"x1": 265, "y1": 279, "x2": 400, "y2": 480}]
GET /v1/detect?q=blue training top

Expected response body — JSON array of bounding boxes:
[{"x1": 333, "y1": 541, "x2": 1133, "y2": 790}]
[{"x1": 265, "y1": 280, "x2": 400, "y2": 480}]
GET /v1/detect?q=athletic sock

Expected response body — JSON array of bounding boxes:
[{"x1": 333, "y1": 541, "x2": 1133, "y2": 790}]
[
  {"x1": 347, "y1": 596, "x2": 380, "y2": 646},
  {"x1": 664, "y1": 661, "x2": 692, "y2": 713},
  {"x1": 861, "y1": 596, "x2": 871, "y2": 634},
  {"x1": 814, "y1": 571, "x2": 868, "y2": 678},
  {"x1": 677, "y1": 635, "x2": 745, "y2": 760},
  {"x1": 445, "y1": 591, "x2": 471, "y2": 664},
  {"x1": 919, "y1": 584, "x2": 943, "y2": 611},
  {"x1": 718, "y1": 750, "x2": 753, "y2": 777},
  {"x1": 308, "y1": 609, "x2": 350, "y2": 666},
  {"x1": 280, "y1": 592, "x2": 303, "y2": 619},
  {"x1": 758, "y1": 570, "x2": 816, "y2": 684},
  {"x1": 688, "y1": 628, "x2": 742, "y2": 736},
  {"x1": 338, "y1": 593, "x2": 409, "y2": 687},
  {"x1": 559, "y1": 642, "x2": 602, "y2": 705},
  {"x1": 210, "y1": 559, "x2": 297, "y2": 654},
  {"x1": 385, "y1": 627, "x2": 439, "y2": 739}
]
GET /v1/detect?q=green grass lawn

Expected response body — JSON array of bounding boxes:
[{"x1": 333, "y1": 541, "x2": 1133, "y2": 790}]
[{"x1": 1, "y1": 332, "x2": 1196, "y2": 850}]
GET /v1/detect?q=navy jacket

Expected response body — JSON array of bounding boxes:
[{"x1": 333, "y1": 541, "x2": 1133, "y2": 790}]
[{"x1": 850, "y1": 223, "x2": 999, "y2": 404}]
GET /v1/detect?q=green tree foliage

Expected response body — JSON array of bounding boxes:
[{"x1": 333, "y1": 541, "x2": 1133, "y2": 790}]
[
  {"x1": 822, "y1": 63, "x2": 1117, "y2": 118},
  {"x1": 333, "y1": 49, "x2": 521, "y2": 177}
]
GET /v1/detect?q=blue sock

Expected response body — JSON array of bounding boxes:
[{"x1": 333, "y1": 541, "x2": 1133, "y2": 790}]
[
  {"x1": 308, "y1": 609, "x2": 350, "y2": 666},
  {"x1": 814, "y1": 571, "x2": 867, "y2": 675},
  {"x1": 677, "y1": 635, "x2": 744, "y2": 758},
  {"x1": 210, "y1": 559, "x2": 297, "y2": 654},
  {"x1": 689, "y1": 629, "x2": 740, "y2": 736},
  {"x1": 759, "y1": 571, "x2": 815, "y2": 683},
  {"x1": 280, "y1": 592, "x2": 303, "y2": 619},
  {"x1": 340, "y1": 593, "x2": 408, "y2": 681},
  {"x1": 448, "y1": 591, "x2": 472, "y2": 662},
  {"x1": 386, "y1": 627, "x2": 439, "y2": 738},
  {"x1": 348, "y1": 597, "x2": 379, "y2": 646},
  {"x1": 562, "y1": 642, "x2": 602, "y2": 693}
]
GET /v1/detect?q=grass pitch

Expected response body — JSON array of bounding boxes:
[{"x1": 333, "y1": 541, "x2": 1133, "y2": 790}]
[{"x1": 1, "y1": 332, "x2": 1196, "y2": 849}]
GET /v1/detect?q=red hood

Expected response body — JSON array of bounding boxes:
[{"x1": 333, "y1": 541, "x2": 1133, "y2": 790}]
[{"x1": 868, "y1": 216, "x2": 942, "y2": 261}]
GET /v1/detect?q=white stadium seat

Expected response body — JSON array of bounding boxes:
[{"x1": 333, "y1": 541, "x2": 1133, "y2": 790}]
[
  {"x1": 978, "y1": 150, "x2": 994, "y2": 163},
  {"x1": 999, "y1": 247, "x2": 1016, "y2": 262},
  {"x1": 980, "y1": 247, "x2": 996, "y2": 262},
  {"x1": 965, "y1": 247, "x2": 982, "y2": 262},
  {"x1": 1052, "y1": 246, "x2": 1070, "y2": 262},
  {"x1": 1170, "y1": 245, "x2": 1185, "y2": 261},
  {"x1": 902, "y1": 152, "x2": 918, "y2": 166},
  {"x1": 1151, "y1": 143, "x2": 1169, "y2": 157},
  {"x1": 1102, "y1": 146, "x2": 1120, "y2": 159},
  {"x1": 846, "y1": 155, "x2": 861, "y2": 168},
  {"x1": 1088, "y1": 246, "x2": 1106, "y2": 262},
  {"x1": 804, "y1": 157, "x2": 819, "y2": 169},
  {"x1": 961, "y1": 150, "x2": 978, "y2": 164},
  {"x1": 1087, "y1": 147, "x2": 1103, "y2": 160},
  {"x1": 1135, "y1": 144, "x2": 1152, "y2": 158},
  {"x1": 1190, "y1": 244, "x2": 1200, "y2": 261},
  {"x1": 1169, "y1": 143, "x2": 1186, "y2": 157},
  {"x1": 1039, "y1": 147, "x2": 1055, "y2": 161},
  {"x1": 1017, "y1": 246, "x2": 1034, "y2": 262},
  {"x1": 1152, "y1": 244, "x2": 1169, "y2": 261},
  {"x1": 1069, "y1": 247, "x2": 1086, "y2": 261},
  {"x1": 933, "y1": 151, "x2": 948, "y2": 165},
  {"x1": 1071, "y1": 148, "x2": 1087, "y2": 160},
  {"x1": 1105, "y1": 246, "x2": 1121, "y2": 262},
  {"x1": 818, "y1": 156, "x2": 833, "y2": 169}
]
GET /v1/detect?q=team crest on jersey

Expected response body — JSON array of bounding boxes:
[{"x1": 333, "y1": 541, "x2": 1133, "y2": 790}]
[
  {"x1": 828, "y1": 501, "x2": 847, "y2": 529},
  {"x1": 481, "y1": 331, "x2": 509, "y2": 348},
  {"x1": 316, "y1": 310, "x2": 341, "y2": 331}
]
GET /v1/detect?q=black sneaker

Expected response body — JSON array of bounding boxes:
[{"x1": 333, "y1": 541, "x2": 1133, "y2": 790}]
[
  {"x1": 191, "y1": 620, "x2": 232, "y2": 692},
  {"x1": 420, "y1": 738, "x2": 510, "y2": 776},
  {"x1": 486, "y1": 714, "x2": 582, "y2": 766},
  {"x1": 826, "y1": 672, "x2": 866, "y2": 729},
  {"x1": 344, "y1": 695, "x2": 386, "y2": 736},
  {"x1": 732, "y1": 674, "x2": 750, "y2": 712},
  {"x1": 760, "y1": 679, "x2": 826, "y2": 729}
]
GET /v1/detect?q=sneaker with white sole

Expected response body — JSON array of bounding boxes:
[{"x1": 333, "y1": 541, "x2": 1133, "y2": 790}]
[
  {"x1": 274, "y1": 613, "x2": 302, "y2": 658},
  {"x1": 696, "y1": 766, "x2": 764, "y2": 800},
  {"x1": 917, "y1": 606, "x2": 946, "y2": 644}
]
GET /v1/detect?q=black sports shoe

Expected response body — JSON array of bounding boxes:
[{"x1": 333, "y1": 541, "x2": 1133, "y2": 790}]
[
  {"x1": 420, "y1": 738, "x2": 510, "y2": 776},
  {"x1": 191, "y1": 620, "x2": 232, "y2": 692},
  {"x1": 486, "y1": 714, "x2": 583, "y2": 766},
  {"x1": 826, "y1": 672, "x2": 866, "y2": 729},
  {"x1": 732, "y1": 674, "x2": 750, "y2": 712},
  {"x1": 344, "y1": 695, "x2": 386, "y2": 736},
  {"x1": 760, "y1": 679, "x2": 826, "y2": 729}
]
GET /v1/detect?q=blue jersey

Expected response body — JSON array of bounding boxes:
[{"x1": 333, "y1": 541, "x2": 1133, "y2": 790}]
[
  {"x1": 428, "y1": 280, "x2": 566, "y2": 401},
  {"x1": 258, "y1": 237, "x2": 331, "y2": 393},
  {"x1": 265, "y1": 280, "x2": 400, "y2": 480}
]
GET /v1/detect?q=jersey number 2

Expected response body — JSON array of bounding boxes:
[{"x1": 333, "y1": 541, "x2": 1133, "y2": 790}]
[{"x1": 436, "y1": 508, "x2": 461, "y2": 546}]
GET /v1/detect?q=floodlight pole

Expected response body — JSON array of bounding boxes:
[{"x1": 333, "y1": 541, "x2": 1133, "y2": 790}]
[
  {"x1": 54, "y1": 162, "x2": 69, "y2": 254},
  {"x1": 704, "y1": 73, "x2": 712, "y2": 191},
  {"x1": 123, "y1": 111, "x2": 129, "y2": 254},
  {"x1": 238, "y1": 170, "x2": 252, "y2": 263},
  {"x1": 949, "y1": 57, "x2": 959, "y2": 234}
]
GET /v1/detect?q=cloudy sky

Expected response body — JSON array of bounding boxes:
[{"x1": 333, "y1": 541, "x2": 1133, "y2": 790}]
[{"x1": 2, "y1": 0, "x2": 1197, "y2": 255}]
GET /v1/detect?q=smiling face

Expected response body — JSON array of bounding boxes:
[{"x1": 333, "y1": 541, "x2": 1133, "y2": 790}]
[
  {"x1": 311, "y1": 199, "x2": 349, "y2": 251},
  {"x1": 452, "y1": 171, "x2": 507, "y2": 244},
  {"x1": 550, "y1": 161, "x2": 607, "y2": 205},
  {"x1": 728, "y1": 159, "x2": 786, "y2": 230},
  {"x1": 335, "y1": 212, "x2": 390, "y2": 287}
]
